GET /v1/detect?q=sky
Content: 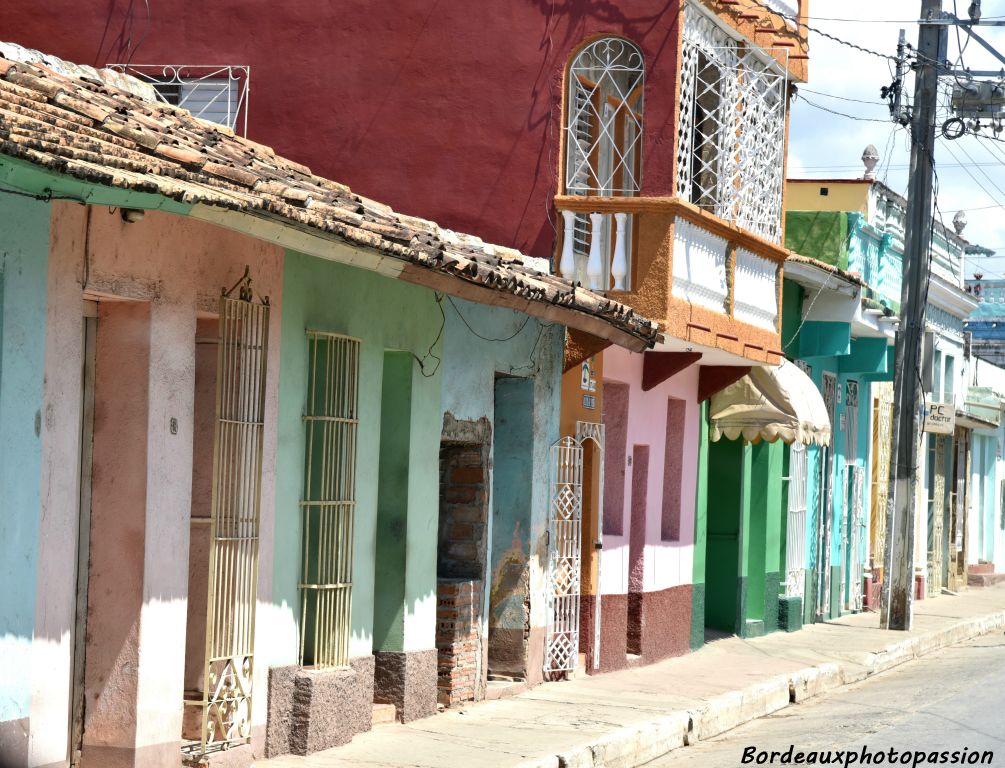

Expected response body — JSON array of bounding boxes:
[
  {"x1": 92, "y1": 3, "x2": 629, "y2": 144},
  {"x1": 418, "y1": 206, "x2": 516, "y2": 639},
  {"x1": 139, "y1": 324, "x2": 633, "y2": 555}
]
[{"x1": 786, "y1": 0, "x2": 1005, "y2": 280}]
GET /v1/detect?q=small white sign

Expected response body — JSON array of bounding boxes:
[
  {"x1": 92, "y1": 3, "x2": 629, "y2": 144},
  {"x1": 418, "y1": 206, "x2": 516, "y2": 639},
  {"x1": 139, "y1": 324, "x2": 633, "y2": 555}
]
[{"x1": 923, "y1": 399, "x2": 956, "y2": 435}]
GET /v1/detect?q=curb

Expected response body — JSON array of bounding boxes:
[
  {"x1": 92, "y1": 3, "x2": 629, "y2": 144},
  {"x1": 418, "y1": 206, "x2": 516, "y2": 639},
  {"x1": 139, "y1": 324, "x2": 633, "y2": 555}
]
[{"x1": 522, "y1": 609, "x2": 1005, "y2": 768}]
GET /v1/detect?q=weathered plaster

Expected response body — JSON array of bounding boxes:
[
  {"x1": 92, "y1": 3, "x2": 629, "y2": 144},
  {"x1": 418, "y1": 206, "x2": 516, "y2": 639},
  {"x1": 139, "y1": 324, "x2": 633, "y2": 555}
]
[
  {"x1": 26, "y1": 201, "x2": 283, "y2": 766},
  {"x1": 440, "y1": 298, "x2": 563, "y2": 684},
  {"x1": 0, "y1": 191, "x2": 51, "y2": 759}
]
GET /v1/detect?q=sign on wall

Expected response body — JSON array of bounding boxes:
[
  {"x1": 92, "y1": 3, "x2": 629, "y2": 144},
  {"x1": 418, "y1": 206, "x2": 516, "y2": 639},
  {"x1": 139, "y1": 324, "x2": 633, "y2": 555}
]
[{"x1": 923, "y1": 398, "x2": 956, "y2": 434}]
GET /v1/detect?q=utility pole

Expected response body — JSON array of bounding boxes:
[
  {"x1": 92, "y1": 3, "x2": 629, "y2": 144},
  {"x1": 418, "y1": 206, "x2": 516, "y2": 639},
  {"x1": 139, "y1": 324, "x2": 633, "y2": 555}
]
[{"x1": 881, "y1": 0, "x2": 944, "y2": 631}]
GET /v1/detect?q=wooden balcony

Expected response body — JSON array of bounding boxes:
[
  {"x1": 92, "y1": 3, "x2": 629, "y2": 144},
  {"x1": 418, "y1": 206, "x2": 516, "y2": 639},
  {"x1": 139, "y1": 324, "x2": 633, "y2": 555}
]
[{"x1": 554, "y1": 195, "x2": 789, "y2": 365}]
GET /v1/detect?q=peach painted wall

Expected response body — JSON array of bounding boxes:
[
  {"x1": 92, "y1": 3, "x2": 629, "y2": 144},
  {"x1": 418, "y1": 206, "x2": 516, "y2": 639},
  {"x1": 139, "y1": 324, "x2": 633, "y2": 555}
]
[
  {"x1": 599, "y1": 347, "x2": 700, "y2": 596},
  {"x1": 33, "y1": 202, "x2": 284, "y2": 766}
]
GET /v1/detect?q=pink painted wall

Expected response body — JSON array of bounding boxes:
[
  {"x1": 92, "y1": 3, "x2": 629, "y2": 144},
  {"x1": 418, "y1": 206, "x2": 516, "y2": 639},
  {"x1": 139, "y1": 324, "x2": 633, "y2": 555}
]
[
  {"x1": 34, "y1": 203, "x2": 284, "y2": 765},
  {"x1": 599, "y1": 347, "x2": 700, "y2": 596},
  {"x1": 83, "y1": 301, "x2": 151, "y2": 758}
]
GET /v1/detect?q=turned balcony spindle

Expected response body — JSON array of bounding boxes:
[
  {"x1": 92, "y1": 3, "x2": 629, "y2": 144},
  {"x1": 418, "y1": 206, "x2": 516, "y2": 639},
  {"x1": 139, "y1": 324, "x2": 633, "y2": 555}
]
[
  {"x1": 586, "y1": 212, "x2": 604, "y2": 290},
  {"x1": 612, "y1": 212, "x2": 628, "y2": 290},
  {"x1": 560, "y1": 209, "x2": 577, "y2": 281}
]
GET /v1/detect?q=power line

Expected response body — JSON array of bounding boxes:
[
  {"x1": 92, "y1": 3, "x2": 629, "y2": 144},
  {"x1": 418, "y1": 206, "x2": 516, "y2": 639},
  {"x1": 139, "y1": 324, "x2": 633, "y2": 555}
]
[
  {"x1": 797, "y1": 86, "x2": 890, "y2": 106},
  {"x1": 745, "y1": 0, "x2": 900, "y2": 61},
  {"x1": 796, "y1": 94, "x2": 894, "y2": 122}
]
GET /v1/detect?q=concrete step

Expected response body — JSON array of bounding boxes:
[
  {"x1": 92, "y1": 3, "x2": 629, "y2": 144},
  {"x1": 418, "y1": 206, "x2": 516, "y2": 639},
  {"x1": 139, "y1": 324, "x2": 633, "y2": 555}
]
[
  {"x1": 372, "y1": 703, "x2": 397, "y2": 726},
  {"x1": 485, "y1": 678, "x2": 528, "y2": 700},
  {"x1": 968, "y1": 572, "x2": 1005, "y2": 587}
]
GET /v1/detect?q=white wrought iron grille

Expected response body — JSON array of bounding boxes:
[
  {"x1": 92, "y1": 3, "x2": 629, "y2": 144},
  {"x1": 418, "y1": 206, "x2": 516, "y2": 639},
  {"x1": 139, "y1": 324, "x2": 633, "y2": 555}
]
[
  {"x1": 188, "y1": 272, "x2": 269, "y2": 756},
  {"x1": 561, "y1": 37, "x2": 644, "y2": 292},
  {"x1": 565, "y1": 38, "x2": 644, "y2": 196},
  {"x1": 784, "y1": 443, "x2": 808, "y2": 598},
  {"x1": 107, "y1": 64, "x2": 249, "y2": 135},
  {"x1": 819, "y1": 372, "x2": 838, "y2": 618},
  {"x1": 575, "y1": 421, "x2": 605, "y2": 670},
  {"x1": 544, "y1": 436, "x2": 584, "y2": 676},
  {"x1": 676, "y1": 6, "x2": 788, "y2": 243},
  {"x1": 299, "y1": 331, "x2": 360, "y2": 669}
]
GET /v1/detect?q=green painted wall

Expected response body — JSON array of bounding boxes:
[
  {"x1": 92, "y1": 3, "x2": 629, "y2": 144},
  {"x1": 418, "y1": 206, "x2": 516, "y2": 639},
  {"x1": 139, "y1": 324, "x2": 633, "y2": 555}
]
[
  {"x1": 274, "y1": 251, "x2": 443, "y2": 662},
  {"x1": 784, "y1": 211, "x2": 849, "y2": 269},
  {"x1": 374, "y1": 352, "x2": 415, "y2": 652},
  {"x1": 0, "y1": 191, "x2": 51, "y2": 723},
  {"x1": 704, "y1": 437, "x2": 743, "y2": 633},
  {"x1": 691, "y1": 402, "x2": 710, "y2": 649}
]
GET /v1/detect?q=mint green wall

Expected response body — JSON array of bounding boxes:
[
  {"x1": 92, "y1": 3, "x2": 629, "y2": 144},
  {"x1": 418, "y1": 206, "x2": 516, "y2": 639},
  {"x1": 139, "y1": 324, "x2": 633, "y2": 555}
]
[
  {"x1": 0, "y1": 192, "x2": 51, "y2": 724},
  {"x1": 374, "y1": 352, "x2": 415, "y2": 652},
  {"x1": 274, "y1": 251, "x2": 443, "y2": 661}
]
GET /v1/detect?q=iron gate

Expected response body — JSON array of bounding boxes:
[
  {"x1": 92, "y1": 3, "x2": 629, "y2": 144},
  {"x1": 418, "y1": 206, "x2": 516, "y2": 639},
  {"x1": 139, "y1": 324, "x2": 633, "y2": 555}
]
[
  {"x1": 818, "y1": 372, "x2": 838, "y2": 618},
  {"x1": 847, "y1": 466, "x2": 866, "y2": 611},
  {"x1": 188, "y1": 270, "x2": 269, "y2": 755},
  {"x1": 785, "y1": 443, "x2": 808, "y2": 598},
  {"x1": 544, "y1": 436, "x2": 584, "y2": 675}
]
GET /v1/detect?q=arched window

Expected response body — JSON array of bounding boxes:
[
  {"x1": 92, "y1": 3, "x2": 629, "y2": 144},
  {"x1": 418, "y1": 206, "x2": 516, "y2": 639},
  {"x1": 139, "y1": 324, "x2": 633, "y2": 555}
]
[
  {"x1": 564, "y1": 37, "x2": 645, "y2": 197},
  {"x1": 561, "y1": 38, "x2": 644, "y2": 291}
]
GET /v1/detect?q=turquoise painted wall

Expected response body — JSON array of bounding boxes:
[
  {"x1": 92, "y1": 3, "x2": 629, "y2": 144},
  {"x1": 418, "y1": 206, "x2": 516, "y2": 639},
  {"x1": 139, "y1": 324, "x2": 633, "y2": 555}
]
[
  {"x1": 439, "y1": 298, "x2": 563, "y2": 635},
  {"x1": 274, "y1": 251, "x2": 443, "y2": 661},
  {"x1": 0, "y1": 192, "x2": 51, "y2": 724}
]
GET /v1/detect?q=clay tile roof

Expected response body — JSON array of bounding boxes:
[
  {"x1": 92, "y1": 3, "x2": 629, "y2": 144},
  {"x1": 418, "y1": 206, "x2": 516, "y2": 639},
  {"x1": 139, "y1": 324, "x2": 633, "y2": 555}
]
[{"x1": 0, "y1": 43, "x2": 659, "y2": 350}]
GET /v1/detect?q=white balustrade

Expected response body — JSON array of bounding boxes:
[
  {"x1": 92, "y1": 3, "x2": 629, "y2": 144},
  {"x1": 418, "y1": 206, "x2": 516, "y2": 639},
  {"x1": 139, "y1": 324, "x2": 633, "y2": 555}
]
[
  {"x1": 558, "y1": 209, "x2": 633, "y2": 291},
  {"x1": 671, "y1": 217, "x2": 728, "y2": 313},
  {"x1": 733, "y1": 246, "x2": 779, "y2": 331}
]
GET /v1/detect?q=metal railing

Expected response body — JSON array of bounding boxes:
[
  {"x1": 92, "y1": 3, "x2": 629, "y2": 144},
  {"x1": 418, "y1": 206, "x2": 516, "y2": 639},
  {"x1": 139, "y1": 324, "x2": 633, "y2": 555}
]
[{"x1": 107, "y1": 64, "x2": 249, "y2": 135}]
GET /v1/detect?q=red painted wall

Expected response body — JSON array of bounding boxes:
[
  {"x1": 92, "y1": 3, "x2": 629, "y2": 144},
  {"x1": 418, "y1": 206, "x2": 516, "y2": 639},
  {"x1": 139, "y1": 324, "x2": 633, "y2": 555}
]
[{"x1": 3, "y1": 1, "x2": 680, "y2": 257}]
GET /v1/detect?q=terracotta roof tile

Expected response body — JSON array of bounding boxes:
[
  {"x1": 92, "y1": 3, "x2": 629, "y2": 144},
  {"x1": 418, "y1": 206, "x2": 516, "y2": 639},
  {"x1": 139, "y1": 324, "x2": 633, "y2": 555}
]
[{"x1": 0, "y1": 45, "x2": 658, "y2": 348}]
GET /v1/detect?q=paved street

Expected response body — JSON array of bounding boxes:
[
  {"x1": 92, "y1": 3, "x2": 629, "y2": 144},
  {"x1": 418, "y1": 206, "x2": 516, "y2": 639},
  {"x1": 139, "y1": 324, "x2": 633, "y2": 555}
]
[{"x1": 652, "y1": 633, "x2": 1005, "y2": 767}]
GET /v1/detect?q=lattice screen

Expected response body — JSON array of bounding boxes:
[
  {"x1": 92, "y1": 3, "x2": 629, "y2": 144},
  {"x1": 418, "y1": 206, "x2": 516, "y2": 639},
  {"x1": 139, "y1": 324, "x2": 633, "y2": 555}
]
[{"x1": 676, "y1": 5, "x2": 788, "y2": 243}]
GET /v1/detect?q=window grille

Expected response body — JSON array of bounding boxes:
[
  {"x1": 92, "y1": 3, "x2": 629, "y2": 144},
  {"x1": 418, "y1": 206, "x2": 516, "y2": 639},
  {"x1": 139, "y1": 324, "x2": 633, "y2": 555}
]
[
  {"x1": 188, "y1": 273, "x2": 269, "y2": 755},
  {"x1": 562, "y1": 37, "x2": 644, "y2": 289},
  {"x1": 785, "y1": 443, "x2": 808, "y2": 598},
  {"x1": 565, "y1": 38, "x2": 644, "y2": 196},
  {"x1": 676, "y1": 6, "x2": 788, "y2": 243},
  {"x1": 299, "y1": 331, "x2": 360, "y2": 669},
  {"x1": 107, "y1": 64, "x2": 249, "y2": 135}
]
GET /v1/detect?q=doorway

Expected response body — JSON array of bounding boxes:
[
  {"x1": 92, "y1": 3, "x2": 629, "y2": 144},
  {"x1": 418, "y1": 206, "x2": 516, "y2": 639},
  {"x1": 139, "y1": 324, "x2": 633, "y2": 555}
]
[
  {"x1": 488, "y1": 376, "x2": 534, "y2": 681},
  {"x1": 69, "y1": 302, "x2": 97, "y2": 768},
  {"x1": 435, "y1": 439, "x2": 489, "y2": 706},
  {"x1": 704, "y1": 437, "x2": 743, "y2": 635}
]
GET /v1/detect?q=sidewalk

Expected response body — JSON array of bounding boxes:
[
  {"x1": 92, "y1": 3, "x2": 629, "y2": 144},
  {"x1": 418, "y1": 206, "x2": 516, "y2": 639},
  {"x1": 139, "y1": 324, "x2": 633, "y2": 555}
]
[{"x1": 259, "y1": 586, "x2": 1005, "y2": 768}]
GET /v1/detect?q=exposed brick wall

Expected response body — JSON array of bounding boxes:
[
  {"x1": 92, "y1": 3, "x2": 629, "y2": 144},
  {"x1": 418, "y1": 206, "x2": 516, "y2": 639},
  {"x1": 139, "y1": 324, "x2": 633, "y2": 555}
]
[
  {"x1": 437, "y1": 443, "x2": 488, "y2": 580},
  {"x1": 436, "y1": 579, "x2": 482, "y2": 706}
]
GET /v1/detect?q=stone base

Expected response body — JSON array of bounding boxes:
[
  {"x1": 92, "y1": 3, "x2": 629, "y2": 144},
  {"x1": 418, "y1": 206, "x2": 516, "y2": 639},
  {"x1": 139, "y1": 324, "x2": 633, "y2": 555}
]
[
  {"x1": 0, "y1": 716, "x2": 28, "y2": 768},
  {"x1": 763, "y1": 572, "x2": 780, "y2": 634},
  {"x1": 778, "y1": 596, "x2": 802, "y2": 632},
  {"x1": 690, "y1": 582, "x2": 706, "y2": 650},
  {"x1": 374, "y1": 649, "x2": 437, "y2": 723},
  {"x1": 802, "y1": 569, "x2": 817, "y2": 625},
  {"x1": 588, "y1": 586, "x2": 693, "y2": 673},
  {"x1": 265, "y1": 656, "x2": 374, "y2": 758}
]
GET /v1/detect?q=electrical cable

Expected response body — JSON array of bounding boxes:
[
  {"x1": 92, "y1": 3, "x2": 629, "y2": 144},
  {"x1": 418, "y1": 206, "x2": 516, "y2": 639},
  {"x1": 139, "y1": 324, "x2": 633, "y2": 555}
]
[{"x1": 745, "y1": 0, "x2": 899, "y2": 61}]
